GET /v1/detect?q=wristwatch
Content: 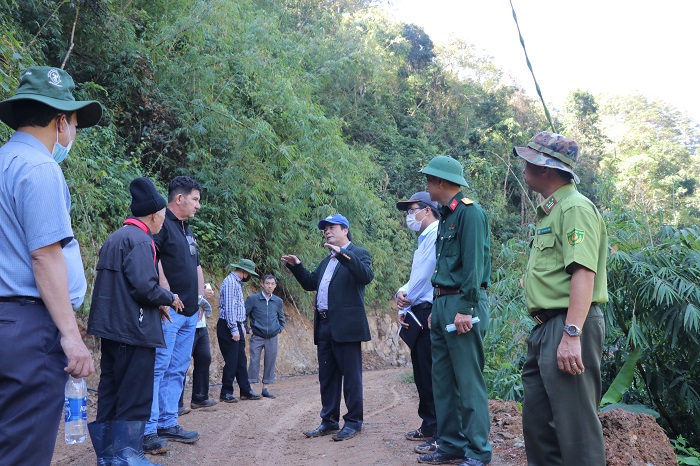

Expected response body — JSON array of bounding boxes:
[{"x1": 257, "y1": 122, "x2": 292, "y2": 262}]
[{"x1": 563, "y1": 323, "x2": 582, "y2": 337}]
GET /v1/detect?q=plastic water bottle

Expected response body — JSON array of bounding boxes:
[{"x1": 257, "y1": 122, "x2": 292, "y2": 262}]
[{"x1": 64, "y1": 376, "x2": 88, "y2": 444}]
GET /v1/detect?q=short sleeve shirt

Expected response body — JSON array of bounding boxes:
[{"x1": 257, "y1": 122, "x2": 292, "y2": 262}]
[
  {"x1": 0, "y1": 132, "x2": 86, "y2": 308},
  {"x1": 153, "y1": 208, "x2": 201, "y2": 315},
  {"x1": 525, "y1": 183, "x2": 609, "y2": 314}
]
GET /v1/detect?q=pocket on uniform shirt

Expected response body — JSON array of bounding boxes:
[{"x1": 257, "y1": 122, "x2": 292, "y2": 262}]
[
  {"x1": 441, "y1": 232, "x2": 459, "y2": 257},
  {"x1": 532, "y1": 234, "x2": 558, "y2": 271}
]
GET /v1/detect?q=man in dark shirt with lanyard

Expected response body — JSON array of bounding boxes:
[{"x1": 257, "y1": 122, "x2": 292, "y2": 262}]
[{"x1": 143, "y1": 176, "x2": 209, "y2": 453}]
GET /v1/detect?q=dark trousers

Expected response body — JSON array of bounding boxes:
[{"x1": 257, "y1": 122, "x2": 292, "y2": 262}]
[
  {"x1": 217, "y1": 319, "x2": 252, "y2": 396},
  {"x1": 179, "y1": 326, "x2": 212, "y2": 407},
  {"x1": 431, "y1": 290, "x2": 492, "y2": 462},
  {"x1": 0, "y1": 302, "x2": 67, "y2": 466},
  {"x1": 96, "y1": 338, "x2": 155, "y2": 422},
  {"x1": 316, "y1": 317, "x2": 363, "y2": 430},
  {"x1": 522, "y1": 305, "x2": 605, "y2": 466},
  {"x1": 410, "y1": 306, "x2": 436, "y2": 436}
]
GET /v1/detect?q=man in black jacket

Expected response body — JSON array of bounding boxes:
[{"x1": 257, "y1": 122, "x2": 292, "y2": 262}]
[
  {"x1": 88, "y1": 177, "x2": 183, "y2": 466},
  {"x1": 281, "y1": 213, "x2": 373, "y2": 442}
]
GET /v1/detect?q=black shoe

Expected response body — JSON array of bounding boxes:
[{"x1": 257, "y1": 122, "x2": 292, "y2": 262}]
[
  {"x1": 406, "y1": 427, "x2": 432, "y2": 441},
  {"x1": 220, "y1": 393, "x2": 239, "y2": 403},
  {"x1": 178, "y1": 405, "x2": 191, "y2": 416},
  {"x1": 157, "y1": 425, "x2": 200, "y2": 444},
  {"x1": 415, "y1": 436, "x2": 440, "y2": 454},
  {"x1": 304, "y1": 423, "x2": 340, "y2": 438},
  {"x1": 143, "y1": 433, "x2": 169, "y2": 455},
  {"x1": 332, "y1": 425, "x2": 360, "y2": 441},
  {"x1": 191, "y1": 398, "x2": 218, "y2": 409},
  {"x1": 458, "y1": 459, "x2": 491, "y2": 466},
  {"x1": 418, "y1": 450, "x2": 464, "y2": 464},
  {"x1": 261, "y1": 388, "x2": 276, "y2": 399},
  {"x1": 240, "y1": 391, "x2": 262, "y2": 400}
]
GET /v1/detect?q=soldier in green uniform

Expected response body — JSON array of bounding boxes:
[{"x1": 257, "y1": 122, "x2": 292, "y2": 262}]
[
  {"x1": 513, "y1": 132, "x2": 608, "y2": 466},
  {"x1": 417, "y1": 156, "x2": 492, "y2": 466}
]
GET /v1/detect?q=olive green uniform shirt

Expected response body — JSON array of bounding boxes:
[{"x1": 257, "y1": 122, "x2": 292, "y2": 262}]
[
  {"x1": 432, "y1": 191, "x2": 491, "y2": 311},
  {"x1": 525, "y1": 183, "x2": 609, "y2": 314}
]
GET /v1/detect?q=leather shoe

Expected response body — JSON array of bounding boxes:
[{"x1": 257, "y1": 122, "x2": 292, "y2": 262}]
[
  {"x1": 191, "y1": 398, "x2": 218, "y2": 409},
  {"x1": 261, "y1": 388, "x2": 276, "y2": 399},
  {"x1": 240, "y1": 391, "x2": 262, "y2": 400},
  {"x1": 157, "y1": 425, "x2": 200, "y2": 444},
  {"x1": 458, "y1": 459, "x2": 490, "y2": 466},
  {"x1": 220, "y1": 394, "x2": 239, "y2": 403},
  {"x1": 177, "y1": 405, "x2": 191, "y2": 416},
  {"x1": 332, "y1": 425, "x2": 360, "y2": 441},
  {"x1": 304, "y1": 423, "x2": 340, "y2": 438},
  {"x1": 418, "y1": 450, "x2": 463, "y2": 464}
]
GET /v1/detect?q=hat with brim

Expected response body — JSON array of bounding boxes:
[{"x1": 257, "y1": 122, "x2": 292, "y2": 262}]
[
  {"x1": 513, "y1": 132, "x2": 580, "y2": 184},
  {"x1": 396, "y1": 191, "x2": 439, "y2": 211},
  {"x1": 230, "y1": 259, "x2": 259, "y2": 277},
  {"x1": 317, "y1": 213, "x2": 350, "y2": 230},
  {"x1": 419, "y1": 155, "x2": 469, "y2": 186},
  {"x1": 0, "y1": 66, "x2": 102, "y2": 130}
]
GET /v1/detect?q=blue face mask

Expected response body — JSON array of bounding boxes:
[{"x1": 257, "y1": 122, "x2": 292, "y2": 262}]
[{"x1": 51, "y1": 121, "x2": 74, "y2": 164}]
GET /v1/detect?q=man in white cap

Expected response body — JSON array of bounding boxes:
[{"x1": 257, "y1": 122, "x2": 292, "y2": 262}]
[{"x1": 0, "y1": 66, "x2": 101, "y2": 466}]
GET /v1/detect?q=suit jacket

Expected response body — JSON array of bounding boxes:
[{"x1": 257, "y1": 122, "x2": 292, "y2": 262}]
[{"x1": 287, "y1": 243, "x2": 373, "y2": 345}]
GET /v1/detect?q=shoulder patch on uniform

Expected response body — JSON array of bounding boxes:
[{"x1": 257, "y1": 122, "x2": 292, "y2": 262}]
[
  {"x1": 461, "y1": 197, "x2": 473, "y2": 205},
  {"x1": 543, "y1": 196, "x2": 557, "y2": 214},
  {"x1": 449, "y1": 199, "x2": 459, "y2": 210},
  {"x1": 567, "y1": 229, "x2": 585, "y2": 246}
]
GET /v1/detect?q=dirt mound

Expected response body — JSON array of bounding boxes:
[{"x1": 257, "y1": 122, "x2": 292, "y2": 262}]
[{"x1": 601, "y1": 409, "x2": 678, "y2": 466}]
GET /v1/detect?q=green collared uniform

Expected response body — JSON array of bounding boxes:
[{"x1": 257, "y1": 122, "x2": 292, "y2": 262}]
[
  {"x1": 431, "y1": 191, "x2": 492, "y2": 462},
  {"x1": 522, "y1": 183, "x2": 608, "y2": 466}
]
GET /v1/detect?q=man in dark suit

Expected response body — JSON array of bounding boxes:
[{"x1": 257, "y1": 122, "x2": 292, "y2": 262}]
[{"x1": 281, "y1": 213, "x2": 374, "y2": 442}]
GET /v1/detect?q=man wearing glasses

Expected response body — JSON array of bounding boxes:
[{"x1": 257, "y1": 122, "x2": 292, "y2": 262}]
[
  {"x1": 395, "y1": 192, "x2": 441, "y2": 454},
  {"x1": 144, "y1": 176, "x2": 209, "y2": 453}
]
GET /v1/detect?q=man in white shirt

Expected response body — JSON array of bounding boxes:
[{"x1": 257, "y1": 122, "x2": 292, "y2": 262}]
[{"x1": 395, "y1": 192, "x2": 441, "y2": 454}]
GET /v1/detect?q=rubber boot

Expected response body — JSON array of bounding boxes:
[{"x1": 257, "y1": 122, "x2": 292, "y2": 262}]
[
  {"x1": 88, "y1": 421, "x2": 114, "y2": 466},
  {"x1": 112, "y1": 420, "x2": 163, "y2": 466}
]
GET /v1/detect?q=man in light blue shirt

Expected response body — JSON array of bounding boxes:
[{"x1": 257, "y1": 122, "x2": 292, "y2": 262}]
[
  {"x1": 395, "y1": 192, "x2": 441, "y2": 454},
  {"x1": 0, "y1": 66, "x2": 100, "y2": 466}
]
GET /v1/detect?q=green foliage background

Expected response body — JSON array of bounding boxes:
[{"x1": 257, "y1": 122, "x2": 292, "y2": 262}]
[{"x1": 2, "y1": 0, "x2": 699, "y2": 449}]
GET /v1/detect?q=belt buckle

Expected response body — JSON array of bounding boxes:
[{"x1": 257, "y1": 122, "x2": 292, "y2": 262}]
[
  {"x1": 533, "y1": 314, "x2": 544, "y2": 325},
  {"x1": 435, "y1": 288, "x2": 442, "y2": 297}
]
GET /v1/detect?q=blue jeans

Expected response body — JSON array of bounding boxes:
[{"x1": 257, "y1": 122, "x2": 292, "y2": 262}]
[{"x1": 145, "y1": 310, "x2": 198, "y2": 435}]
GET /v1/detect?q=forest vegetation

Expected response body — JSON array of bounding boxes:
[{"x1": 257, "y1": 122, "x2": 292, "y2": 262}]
[{"x1": 1, "y1": 0, "x2": 699, "y2": 457}]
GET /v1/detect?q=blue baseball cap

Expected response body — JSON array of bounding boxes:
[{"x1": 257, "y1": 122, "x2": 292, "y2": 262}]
[{"x1": 317, "y1": 213, "x2": 350, "y2": 230}]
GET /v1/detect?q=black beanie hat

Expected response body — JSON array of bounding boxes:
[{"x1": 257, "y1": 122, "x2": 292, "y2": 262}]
[{"x1": 130, "y1": 177, "x2": 167, "y2": 217}]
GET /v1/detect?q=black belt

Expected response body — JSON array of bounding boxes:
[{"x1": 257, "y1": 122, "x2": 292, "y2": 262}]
[
  {"x1": 434, "y1": 286, "x2": 487, "y2": 298},
  {"x1": 317, "y1": 310, "x2": 328, "y2": 320},
  {"x1": 434, "y1": 287, "x2": 460, "y2": 297},
  {"x1": 530, "y1": 308, "x2": 567, "y2": 325},
  {"x1": 411, "y1": 302, "x2": 432, "y2": 312},
  {"x1": 0, "y1": 296, "x2": 44, "y2": 306}
]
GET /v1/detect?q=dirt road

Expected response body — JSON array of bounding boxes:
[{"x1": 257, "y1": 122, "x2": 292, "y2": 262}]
[{"x1": 51, "y1": 367, "x2": 523, "y2": 466}]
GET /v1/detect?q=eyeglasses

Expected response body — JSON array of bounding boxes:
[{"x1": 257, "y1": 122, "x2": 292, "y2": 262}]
[
  {"x1": 406, "y1": 207, "x2": 424, "y2": 215},
  {"x1": 186, "y1": 235, "x2": 197, "y2": 256}
]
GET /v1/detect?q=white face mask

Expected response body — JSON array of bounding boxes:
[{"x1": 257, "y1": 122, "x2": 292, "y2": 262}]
[
  {"x1": 405, "y1": 211, "x2": 423, "y2": 231},
  {"x1": 52, "y1": 119, "x2": 74, "y2": 164}
]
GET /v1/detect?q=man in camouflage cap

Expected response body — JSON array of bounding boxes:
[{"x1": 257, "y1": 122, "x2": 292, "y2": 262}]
[{"x1": 514, "y1": 132, "x2": 608, "y2": 465}]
